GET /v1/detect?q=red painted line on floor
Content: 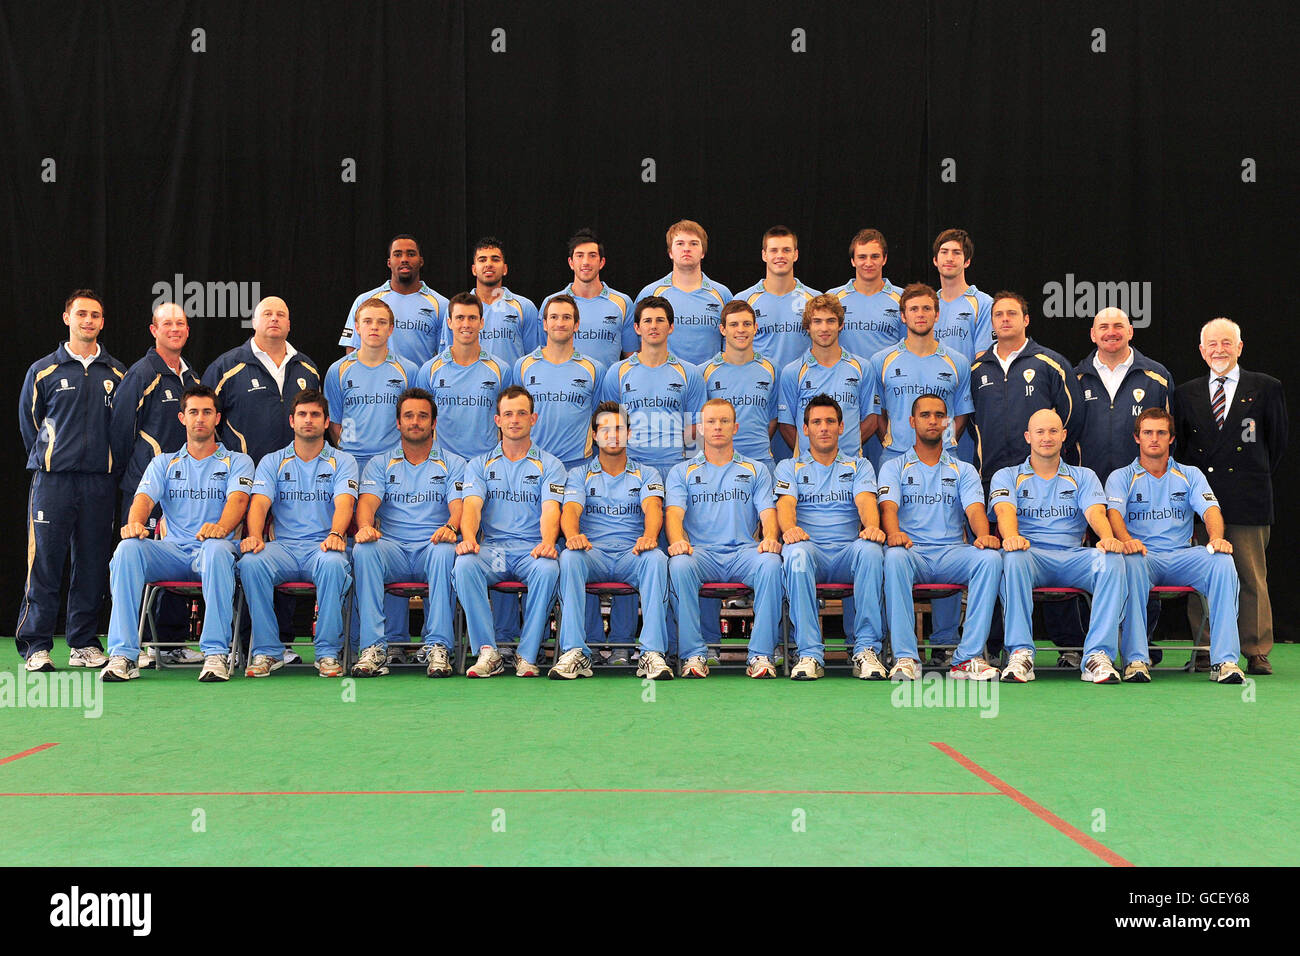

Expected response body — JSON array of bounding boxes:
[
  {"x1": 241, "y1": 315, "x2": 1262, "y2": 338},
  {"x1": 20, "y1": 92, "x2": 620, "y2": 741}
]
[
  {"x1": 0, "y1": 743, "x2": 58, "y2": 766},
  {"x1": 930, "y1": 742, "x2": 1134, "y2": 867},
  {"x1": 473, "y1": 788, "x2": 1002, "y2": 796}
]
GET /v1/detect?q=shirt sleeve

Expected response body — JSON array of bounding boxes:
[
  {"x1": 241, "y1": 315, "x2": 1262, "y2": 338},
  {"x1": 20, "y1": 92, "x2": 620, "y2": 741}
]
[
  {"x1": 323, "y1": 362, "x2": 343, "y2": 421},
  {"x1": 135, "y1": 453, "x2": 166, "y2": 504},
  {"x1": 415, "y1": 359, "x2": 434, "y2": 393},
  {"x1": 866, "y1": 353, "x2": 884, "y2": 415},
  {"x1": 446, "y1": 453, "x2": 466, "y2": 502},
  {"x1": 640, "y1": 465, "x2": 665, "y2": 502},
  {"x1": 620, "y1": 300, "x2": 639, "y2": 354},
  {"x1": 360, "y1": 454, "x2": 386, "y2": 499},
  {"x1": 460, "y1": 455, "x2": 485, "y2": 501},
  {"x1": 335, "y1": 452, "x2": 359, "y2": 498},
  {"x1": 1077, "y1": 468, "x2": 1106, "y2": 511},
  {"x1": 684, "y1": 364, "x2": 706, "y2": 421},
  {"x1": 1104, "y1": 467, "x2": 1129, "y2": 508},
  {"x1": 543, "y1": 455, "x2": 568, "y2": 504},
  {"x1": 598, "y1": 363, "x2": 618, "y2": 405},
  {"x1": 853, "y1": 458, "x2": 878, "y2": 497},
  {"x1": 228, "y1": 453, "x2": 256, "y2": 497},
  {"x1": 953, "y1": 355, "x2": 975, "y2": 416},
  {"x1": 777, "y1": 361, "x2": 797, "y2": 426},
  {"x1": 520, "y1": 298, "x2": 541, "y2": 354},
  {"x1": 973, "y1": 295, "x2": 994, "y2": 358},
  {"x1": 109, "y1": 364, "x2": 144, "y2": 478},
  {"x1": 986, "y1": 467, "x2": 1015, "y2": 519},
  {"x1": 958, "y1": 462, "x2": 985, "y2": 512},
  {"x1": 876, "y1": 458, "x2": 900, "y2": 507},
  {"x1": 339, "y1": 292, "x2": 367, "y2": 349},
  {"x1": 563, "y1": 465, "x2": 586, "y2": 507},
  {"x1": 251, "y1": 453, "x2": 277, "y2": 500},
  {"x1": 773, "y1": 458, "x2": 795, "y2": 499},
  {"x1": 752, "y1": 461, "x2": 776, "y2": 514},
  {"x1": 1187, "y1": 466, "x2": 1220, "y2": 519},
  {"x1": 665, "y1": 462, "x2": 687, "y2": 510}
]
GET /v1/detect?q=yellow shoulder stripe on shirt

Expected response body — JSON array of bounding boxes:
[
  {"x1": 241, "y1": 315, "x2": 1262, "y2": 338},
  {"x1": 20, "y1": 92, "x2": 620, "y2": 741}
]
[
  {"x1": 213, "y1": 362, "x2": 246, "y2": 396},
  {"x1": 879, "y1": 349, "x2": 904, "y2": 376},
  {"x1": 758, "y1": 358, "x2": 775, "y2": 378},
  {"x1": 420, "y1": 293, "x2": 441, "y2": 315},
  {"x1": 299, "y1": 362, "x2": 319, "y2": 378},
  {"x1": 481, "y1": 357, "x2": 503, "y2": 381},
  {"x1": 138, "y1": 373, "x2": 163, "y2": 410},
  {"x1": 387, "y1": 456, "x2": 404, "y2": 469},
  {"x1": 652, "y1": 284, "x2": 672, "y2": 298},
  {"x1": 519, "y1": 355, "x2": 540, "y2": 379},
  {"x1": 685, "y1": 462, "x2": 703, "y2": 479},
  {"x1": 1033, "y1": 353, "x2": 1073, "y2": 423},
  {"x1": 1015, "y1": 472, "x2": 1032, "y2": 487},
  {"x1": 941, "y1": 353, "x2": 958, "y2": 376},
  {"x1": 609, "y1": 293, "x2": 629, "y2": 317},
  {"x1": 575, "y1": 357, "x2": 596, "y2": 380},
  {"x1": 737, "y1": 460, "x2": 757, "y2": 478},
  {"x1": 1142, "y1": 369, "x2": 1168, "y2": 388}
]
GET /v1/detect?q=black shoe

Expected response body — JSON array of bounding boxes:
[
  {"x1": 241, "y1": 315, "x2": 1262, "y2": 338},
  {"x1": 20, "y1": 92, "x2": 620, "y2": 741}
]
[{"x1": 1147, "y1": 644, "x2": 1164, "y2": 666}]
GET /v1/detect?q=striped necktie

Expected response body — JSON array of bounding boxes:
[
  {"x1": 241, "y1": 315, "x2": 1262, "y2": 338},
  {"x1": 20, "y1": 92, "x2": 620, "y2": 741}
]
[{"x1": 1212, "y1": 376, "x2": 1227, "y2": 428}]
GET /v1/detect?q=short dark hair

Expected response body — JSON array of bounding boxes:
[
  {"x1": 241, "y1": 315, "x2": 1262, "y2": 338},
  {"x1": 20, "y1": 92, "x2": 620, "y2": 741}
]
[
  {"x1": 64, "y1": 288, "x2": 104, "y2": 314},
  {"x1": 389, "y1": 233, "x2": 420, "y2": 255},
  {"x1": 762, "y1": 225, "x2": 797, "y2": 249},
  {"x1": 181, "y1": 384, "x2": 219, "y2": 413},
  {"x1": 543, "y1": 294, "x2": 579, "y2": 323},
  {"x1": 932, "y1": 228, "x2": 973, "y2": 260},
  {"x1": 720, "y1": 299, "x2": 755, "y2": 325},
  {"x1": 911, "y1": 392, "x2": 949, "y2": 417},
  {"x1": 473, "y1": 236, "x2": 505, "y2": 259},
  {"x1": 291, "y1": 388, "x2": 329, "y2": 418},
  {"x1": 634, "y1": 295, "x2": 674, "y2": 326},
  {"x1": 1134, "y1": 407, "x2": 1174, "y2": 437},
  {"x1": 447, "y1": 291, "x2": 483, "y2": 319},
  {"x1": 568, "y1": 228, "x2": 604, "y2": 258},
  {"x1": 992, "y1": 290, "x2": 1030, "y2": 315},
  {"x1": 396, "y1": 387, "x2": 436, "y2": 422},
  {"x1": 590, "y1": 400, "x2": 626, "y2": 433},
  {"x1": 849, "y1": 228, "x2": 889, "y2": 258},
  {"x1": 899, "y1": 282, "x2": 940, "y2": 313},
  {"x1": 496, "y1": 384, "x2": 534, "y2": 414},
  {"x1": 803, "y1": 394, "x2": 843, "y2": 425}
]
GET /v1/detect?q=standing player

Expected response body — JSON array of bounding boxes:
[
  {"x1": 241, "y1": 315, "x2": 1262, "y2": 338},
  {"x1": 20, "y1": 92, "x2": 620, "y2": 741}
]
[
  {"x1": 110, "y1": 301, "x2": 201, "y2": 666},
  {"x1": 416, "y1": 292, "x2": 511, "y2": 461},
  {"x1": 699, "y1": 300, "x2": 780, "y2": 473},
  {"x1": 865, "y1": 283, "x2": 972, "y2": 467},
  {"x1": 636, "y1": 220, "x2": 732, "y2": 366},
  {"x1": 777, "y1": 294, "x2": 870, "y2": 459},
  {"x1": 735, "y1": 226, "x2": 819, "y2": 374},
  {"x1": 238, "y1": 390, "x2": 357, "y2": 678},
  {"x1": 600, "y1": 296, "x2": 705, "y2": 476},
  {"x1": 338, "y1": 234, "x2": 448, "y2": 368},
  {"x1": 539, "y1": 229, "x2": 636, "y2": 369},
  {"x1": 352, "y1": 388, "x2": 464, "y2": 678},
  {"x1": 453, "y1": 386, "x2": 566, "y2": 678},
  {"x1": 440, "y1": 238, "x2": 538, "y2": 365},
  {"x1": 933, "y1": 229, "x2": 994, "y2": 463},
  {"x1": 666, "y1": 398, "x2": 784, "y2": 679},
  {"x1": 828, "y1": 229, "x2": 904, "y2": 469},
  {"x1": 877, "y1": 394, "x2": 1002, "y2": 681},
  {"x1": 1105, "y1": 408, "x2": 1245, "y2": 684},
  {"x1": 777, "y1": 395, "x2": 887, "y2": 681},
  {"x1": 550, "y1": 402, "x2": 672, "y2": 681},
  {"x1": 100, "y1": 386, "x2": 253, "y2": 682},
  {"x1": 991, "y1": 409, "x2": 1127, "y2": 684},
  {"x1": 17, "y1": 290, "x2": 126, "y2": 672}
]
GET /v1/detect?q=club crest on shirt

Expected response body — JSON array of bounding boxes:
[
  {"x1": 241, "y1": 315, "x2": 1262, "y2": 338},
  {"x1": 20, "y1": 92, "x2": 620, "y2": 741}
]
[
  {"x1": 297, "y1": 378, "x2": 306, "y2": 390},
  {"x1": 1022, "y1": 369, "x2": 1035, "y2": 384},
  {"x1": 103, "y1": 380, "x2": 114, "y2": 394},
  {"x1": 1132, "y1": 388, "x2": 1145, "y2": 402}
]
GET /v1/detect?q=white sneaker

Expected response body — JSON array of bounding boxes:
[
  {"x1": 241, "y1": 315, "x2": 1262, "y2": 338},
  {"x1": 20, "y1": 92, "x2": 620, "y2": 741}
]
[
  {"x1": 514, "y1": 657, "x2": 541, "y2": 678},
  {"x1": 283, "y1": 647, "x2": 303, "y2": 665},
  {"x1": 746, "y1": 655, "x2": 778, "y2": 679},
  {"x1": 161, "y1": 646, "x2": 204, "y2": 664},
  {"x1": 138, "y1": 648, "x2": 157, "y2": 670},
  {"x1": 851, "y1": 649, "x2": 887, "y2": 680},
  {"x1": 1123, "y1": 660, "x2": 1152, "y2": 683},
  {"x1": 1212, "y1": 660, "x2": 1245, "y2": 684},
  {"x1": 951, "y1": 657, "x2": 1001, "y2": 680},
  {"x1": 1081, "y1": 651, "x2": 1120, "y2": 684},
  {"x1": 316, "y1": 657, "x2": 343, "y2": 678},
  {"x1": 547, "y1": 648, "x2": 593, "y2": 680},
  {"x1": 889, "y1": 658, "x2": 921, "y2": 681},
  {"x1": 424, "y1": 644, "x2": 453, "y2": 678},
  {"x1": 1000, "y1": 649, "x2": 1036, "y2": 683},
  {"x1": 198, "y1": 655, "x2": 230, "y2": 682},
  {"x1": 244, "y1": 654, "x2": 283, "y2": 678},
  {"x1": 466, "y1": 645, "x2": 504, "y2": 678},
  {"x1": 99, "y1": 656, "x2": 139, "y2": 682},
  {"x1": 790, "y1": 657, "x2": 824, "y2": 681},
  {"x1": 351, "y1": 645, "x2": 390, "y2": 677},
  {"x1": 68, "y1": 646, "x2": 108, "y2": 668},
  {"x1": 636, "y1": 651, "x2": 674, "y2": 681},
  {"x1": 680, "y1": 656, "x2": 710, "y2": 679},
  {"x1": 24, "y1": 649, "x2": 55, "y2": 672}
]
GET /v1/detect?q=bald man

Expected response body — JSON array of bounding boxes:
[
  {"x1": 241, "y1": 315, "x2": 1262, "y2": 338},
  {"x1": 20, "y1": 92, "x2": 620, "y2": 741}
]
[
  {"x1": 990, "y1": 409, "x2": 1127, "y2": 683},
  {"x1": 203, "y1": 297, "x2": 322, "y2": 658},
  {"x1": 1174, "y1": 318, "x2": 1287, "y2": 675}
]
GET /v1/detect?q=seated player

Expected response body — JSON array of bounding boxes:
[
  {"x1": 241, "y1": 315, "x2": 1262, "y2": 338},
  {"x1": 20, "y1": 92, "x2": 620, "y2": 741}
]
[
  {"x1": 352, "y1": 388, "x2": 464, "y2": 677},
  {"x1": 1105, "y1": 408, "x2": 1245, "y2": 684},
  {"x1": 666, "y1": 398, "x2": 783, "y2": 679},
  {"x1": 777, "y1": 394, "x2": 886, "y2": 681},
  {"x1": 454, "y1": 386, "x2": 566, "y2": 677},
  {"x1": 101, "y1": 386, "x2": 253, "y2": 682},
  {"x1": 550, "y1": 402, "x2": 672, "y2": 681},
  {"x1": 990, "y1": 409, "x2": 1127, "y2": 684},
  {"x1": 877, "y1": 394, "x2": 1002, "y2": 681}
]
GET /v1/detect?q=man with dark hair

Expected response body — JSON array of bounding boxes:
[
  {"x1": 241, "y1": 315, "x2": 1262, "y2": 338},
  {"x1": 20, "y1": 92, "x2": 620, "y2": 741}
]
[
  {"x1": 777, "y1": 394, "x2": 887, "y2": 681},
  {"x1": 352, "y1": 388, "x2": 465, "y2": 678},
  {"x1": 540, "y1": 229, "x2": 636, "y2": 369},
  {"x1": 338, "y1": 234, "x2": 449, "y2": 367},
  {"x1": 931, "y1": 228, "x2": 994, "y2": 365},
  {"x1": 699, "y1": 300, "x2": 780, "y2": 473},
  {"x1": 1105, "y1": 407, "x2": 1246, "y2": 684},
  {"x1": 777, "y1": 293, "x2": 870, "y2": 459},
  {"x1": 101, "y1": 386, "x2": 253, "y2": 682},
  {"x1": 438, "y1": 238, "x2": 538, "y2": 365},
  {"x1": 237, "y1": 390, "x2": 357, "y2": 678},
  {"x1": 636, "y1": 220, "x2": 732, "y2": 365},
  {"x1": 17, "y1": 290, "x2": 127, "y2": 672},
  {"x1": 454, "y1": 386, "x2": 566, "y2": 678}
]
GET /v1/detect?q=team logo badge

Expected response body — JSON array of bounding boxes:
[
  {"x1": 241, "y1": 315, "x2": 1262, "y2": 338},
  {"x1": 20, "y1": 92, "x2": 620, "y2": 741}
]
[
  {"x1": 1022, "y1": 369, "x2": 1035, "y2": 384},
  {"x1": 1132, "y1": 388, "x2": 1145, "y2": 403},
  {"x1": 103, "y1": 380, "x2": 114, "y2": 394},
  {"x1": 297, "y1": 378, "x2": 306, "y2": 390}
]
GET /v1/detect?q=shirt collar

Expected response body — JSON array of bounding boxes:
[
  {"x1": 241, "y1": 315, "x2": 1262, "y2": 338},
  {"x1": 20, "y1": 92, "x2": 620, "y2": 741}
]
[
  {"x1": 250, "y1": 338, "x2": 297, "y2": 364},
  {"x1": 1214, "y1": 365, "x2": 1241, "y2": 385},
  {"x1": 1092, "y1": 348, "x2": 1133, "y2": 376}
]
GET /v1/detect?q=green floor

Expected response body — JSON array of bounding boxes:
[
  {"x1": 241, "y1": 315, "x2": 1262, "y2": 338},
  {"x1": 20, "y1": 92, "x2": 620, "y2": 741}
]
[{"x1": 1, "y1": 640, "x2": 1293, "y2": 866}]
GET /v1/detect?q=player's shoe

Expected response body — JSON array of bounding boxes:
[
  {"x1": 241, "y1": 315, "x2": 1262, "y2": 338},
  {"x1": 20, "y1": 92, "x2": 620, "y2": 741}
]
[
  {"x1": 424, "y1": 644, "x2": 453, "y2": 678},
  {"x1": 1212, "y1": 660, "x2": 1245, "y2": 684},
  {"x1": 315, "y1": 657, "x2": 343, "y2": 678},
  {"x1": 68, "y1": 645, "x2": 108, "y2": 668},
  {"x1": 138, "y1": 648, "x2": 157, "y2": 669},
  {"x1": 605, "y1": 648, "x2": 631, "y2": 665},
  {"x1": 1122, "y1": 661, "x2": 1152, "y2": 683},
  {"x1": 889, "y1": 658, "x2": 921, "y2": 681},
  {"x1": 24, "y1": 650, "x2": 55, "y2": 672},
  {"x1": 161, "y1": 646, "x2": 204, "y2": 664},
  {"x1": 514, "y1": 657, "x2": 541, "y2": 678},
  {"x1": 636, "y1": 651, "x2": 674, "y2": 681},
  {"x1": 99, "y1": 656, "x2": 139, "y2": 682},
  {"x1": 351, "y1": 645, "x2": 390, "y2": 677},
  {"x1": 548, "y1": 648, "x2": 593, "y2": 680},
  {"x1": 282, "y1": 647, "x2": 303, "y2": 665},
  {"x1": 951, "y1": 657, "x2": 1000, "y2": 681},
  {"x1": 1000, "y1": 649, "x2": 1036, "y2": 683},
  {"x1": 928, "y1": 647, "x2": 952, "y2": 667},
  {"x1": 746, "y1": 655, "x2": 778, "y2": 679},
  {"x1": 197, "y1": 655, "x2": 230, "y2": 682},
  {"x1": 680, "y1": 656, "x2": 710, "y2": 679},
  {"x1": 1057, "y1": 650, "x2": 1083, "y2": 669},
  {"x1": 790, "y1": 657, "x2": 824, "y2": 681},
  {"x1": 1081, "y1": 652, "x2": 1120, "y2": 684},
  {"x1": 245, "y1": 654, "x2": 284, "y2": 678},
  {"x1": 851, "y1": 649, "x2": 887, "y2": 680},
  {"x1": 465, "y1": 645, "x2": 504, "y2": 678}
]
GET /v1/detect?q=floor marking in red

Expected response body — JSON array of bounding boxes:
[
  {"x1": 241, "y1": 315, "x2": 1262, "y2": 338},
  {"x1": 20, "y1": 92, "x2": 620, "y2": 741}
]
[
  {"x1": 473, "y1": 788, "x2": 1002, "y2": 796},
  {"x1": 0, "y1": 743, "x2": 58, "y2": 766},
  {"x1": 931, "y1": 742, "x2": 1134, "y2": 867}
]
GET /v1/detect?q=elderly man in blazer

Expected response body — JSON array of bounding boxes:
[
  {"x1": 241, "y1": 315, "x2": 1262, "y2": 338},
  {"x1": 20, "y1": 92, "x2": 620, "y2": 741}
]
[{"x1": 1174, "y1": 318, "x2": 1288, "y2": 674}]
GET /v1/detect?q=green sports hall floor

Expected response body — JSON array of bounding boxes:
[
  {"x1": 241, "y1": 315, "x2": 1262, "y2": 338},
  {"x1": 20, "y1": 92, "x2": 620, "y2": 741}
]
[{"x1": 0, "y1": 639, "x2": 1294, "y2": 867}]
